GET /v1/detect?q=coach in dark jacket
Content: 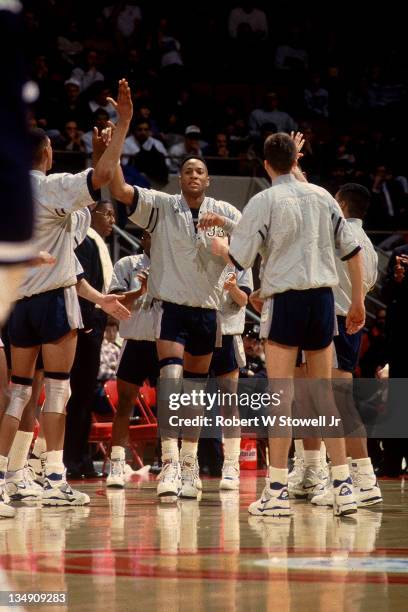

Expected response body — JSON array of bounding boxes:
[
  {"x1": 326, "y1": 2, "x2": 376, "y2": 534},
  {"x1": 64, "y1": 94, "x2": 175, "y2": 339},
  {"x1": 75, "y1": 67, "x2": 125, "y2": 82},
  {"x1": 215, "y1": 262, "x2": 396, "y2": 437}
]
[{"x1": 64, "y1": 200, "x2": 115, "y2": 478}]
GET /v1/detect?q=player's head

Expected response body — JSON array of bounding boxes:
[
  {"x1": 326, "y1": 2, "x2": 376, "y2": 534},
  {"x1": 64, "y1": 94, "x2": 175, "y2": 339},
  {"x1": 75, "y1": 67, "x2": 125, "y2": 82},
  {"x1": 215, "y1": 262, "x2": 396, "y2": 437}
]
[
  {"x1": 179, "y1": 156, "x2": 209, "y2": 197},
  {"x1": 91, "y1": 199, "x2": 115, "y2": 238},
  {"x1": 29, "y1": 127, "x2": 53, "y2": 171},
  {"x1": 335, "y1": 183, "x2": 370, "y2": 219},
  {"x1": 263, "y1": 133, "x2": 297, "y2": 177}
]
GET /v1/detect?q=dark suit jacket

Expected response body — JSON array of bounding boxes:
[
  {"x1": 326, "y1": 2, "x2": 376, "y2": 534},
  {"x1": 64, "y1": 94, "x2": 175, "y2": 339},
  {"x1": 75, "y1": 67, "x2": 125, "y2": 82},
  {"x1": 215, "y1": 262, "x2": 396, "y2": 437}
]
[{"x1": 75, "y1": 236, "x2": 107, "y2": 332}]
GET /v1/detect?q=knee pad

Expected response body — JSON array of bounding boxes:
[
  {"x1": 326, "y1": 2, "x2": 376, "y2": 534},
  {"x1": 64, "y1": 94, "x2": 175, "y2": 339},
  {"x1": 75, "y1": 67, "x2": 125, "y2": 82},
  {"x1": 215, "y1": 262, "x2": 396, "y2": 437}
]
[
  {"x1": 159, "y1": 357, "x2": 183, "y2": 379},
  {"x1": 43, "y1": 373, "x2": 71, "y2": 415},
  {"x1": 5, "y1": 376, "x2": 33, "y2": 420}
]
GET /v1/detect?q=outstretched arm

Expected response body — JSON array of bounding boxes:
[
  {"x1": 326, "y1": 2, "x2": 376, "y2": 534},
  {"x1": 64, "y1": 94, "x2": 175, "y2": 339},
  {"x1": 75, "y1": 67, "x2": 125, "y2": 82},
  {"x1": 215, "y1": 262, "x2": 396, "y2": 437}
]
[
  {"x1": 76, "y1": 278, "x2": 130, "y2": 321},
  {"x1": 91, "y1": 79, "x2": 133, "y2": 190}
]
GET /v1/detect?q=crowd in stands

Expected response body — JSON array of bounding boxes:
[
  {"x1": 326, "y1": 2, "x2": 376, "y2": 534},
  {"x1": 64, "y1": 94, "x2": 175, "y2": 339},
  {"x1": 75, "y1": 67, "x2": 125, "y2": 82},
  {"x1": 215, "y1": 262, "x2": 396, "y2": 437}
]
[{"x1": 22, "y1": 1, "x2": 408, "y2": 232}]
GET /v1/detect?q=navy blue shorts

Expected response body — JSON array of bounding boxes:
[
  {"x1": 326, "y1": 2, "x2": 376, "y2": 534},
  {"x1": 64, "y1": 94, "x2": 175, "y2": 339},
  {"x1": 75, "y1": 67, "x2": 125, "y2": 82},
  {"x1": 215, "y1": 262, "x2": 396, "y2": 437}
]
[
  {"x1": 117, "y1": 339, "x2": 159, "y2": 387},
  {"x1": 157, "y1": 301, "x2": 217, "y2": 356},
  {"x1": 210, "y1": 335, "x2": 238, "y2": 377},
  {"x1": 333, "y1": 316, "x2": 362, "y2": 373},
  {"x1": 1, "y1": 321, "x2": 44, "y2": 370},
  {"x1": 9, "y1": 288, "x2": 73, "y2": 347},
  {"x1": 268, "y1": 287, "x2": 334, "y2": 351}
]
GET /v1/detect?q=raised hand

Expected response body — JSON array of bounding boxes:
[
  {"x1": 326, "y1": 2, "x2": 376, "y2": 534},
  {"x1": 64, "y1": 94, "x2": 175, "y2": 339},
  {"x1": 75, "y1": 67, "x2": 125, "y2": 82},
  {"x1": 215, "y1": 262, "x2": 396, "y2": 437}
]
[
  {"x1": 290, "y1": 131, "x2": 305, "y2": 160},
  {"x1": 107, "y1": 79, "x2": 133, "y2": 124}
]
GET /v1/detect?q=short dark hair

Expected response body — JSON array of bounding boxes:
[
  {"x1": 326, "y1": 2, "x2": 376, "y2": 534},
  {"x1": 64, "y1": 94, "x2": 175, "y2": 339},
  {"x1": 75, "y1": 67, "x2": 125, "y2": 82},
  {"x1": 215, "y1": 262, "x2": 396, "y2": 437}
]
[
  {"x1": 263, "y1": 133, "x2": 297, "y2": 173},
  {"x1": 93, "y1": 107, "x2": 109, "y2": 120},
  {"x1": 179, "y1": 155, "x2": 208, "y2": 171},
  {"x1": 29, "y1": 127, "x2": 48, "y2": 165},
  {"x1": 336, "y1": 183, "x2": 371, "y2": 219},
  {"x1": 134, "y1": 118, "x2": 151, "y2": 129}
]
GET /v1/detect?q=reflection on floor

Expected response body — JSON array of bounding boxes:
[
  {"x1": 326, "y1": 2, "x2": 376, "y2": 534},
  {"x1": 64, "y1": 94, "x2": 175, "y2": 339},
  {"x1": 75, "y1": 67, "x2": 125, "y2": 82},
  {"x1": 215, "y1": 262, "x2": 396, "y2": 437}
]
[{"x1": 0, "y1": 472, "x2": 406, "y2": 611}]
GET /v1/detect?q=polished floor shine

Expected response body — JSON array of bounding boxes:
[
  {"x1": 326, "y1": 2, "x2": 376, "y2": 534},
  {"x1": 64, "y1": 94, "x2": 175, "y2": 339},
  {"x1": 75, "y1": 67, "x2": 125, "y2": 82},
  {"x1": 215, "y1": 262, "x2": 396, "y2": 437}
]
[{"x1": 0, "y1": 473, "x2": 406, "y2": 611}]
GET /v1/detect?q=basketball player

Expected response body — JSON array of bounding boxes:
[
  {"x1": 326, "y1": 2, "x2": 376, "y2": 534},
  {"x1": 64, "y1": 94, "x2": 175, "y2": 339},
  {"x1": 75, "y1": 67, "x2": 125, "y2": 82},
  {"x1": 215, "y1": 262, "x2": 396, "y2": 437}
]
[
  {"x1": 309, "y1": 184, "x2": 382, "y2": 507},
  {"x1": 0, "y1": 79, "x2": 133, "y2": 518},
  {"x1": 212, "y1": 133, "x2": 365, "y2": 517},
  {"x1": 109, "y1": 155, "x2": 241, "y2": 500},
  {"x1": 210, "y1": 265, "x2": 253, "y2": 490},
  {"x1": 106, "y1": 231, "x2": 159, "y2": 488}
]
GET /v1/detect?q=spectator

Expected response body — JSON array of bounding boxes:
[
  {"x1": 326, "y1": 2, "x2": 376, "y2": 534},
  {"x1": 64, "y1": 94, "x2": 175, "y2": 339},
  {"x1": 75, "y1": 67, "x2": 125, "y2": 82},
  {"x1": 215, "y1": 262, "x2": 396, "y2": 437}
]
[
  {"x1": 64, "y1": 200, "x2": 116, "y2": 479},
  {"x1": 46, "y1": 78, "x2": 83, "y2": 130},
  {"x1": 275, "y1": 25, "x2": 309, "y2": 72},
  {"x1": 83, "y1": 16, "x2": 115, "y2": 63},
  {"x1": 86, "y1": 81, "x2": 117, "y2": 121},
  {"x1": 304, "y1": 73, "x2": 329, "y2": 118},
  {"x1": 249, "y1": 92, "x2": 297, "y2": 137},
  {"x1": 103, "y1": 1, "x2": 142, "y2": 40},
  {"x1": 168, "y1": 125, "x2": 203, "y2": 172},
  {"x1": 81, "y1": 108, "x2": 110, "y2": 154},
  {"x1": 157, "y1": 18, "x2": 183, "y2": 70},
  {"x1": 228, "y1": 2, "x2": 268, "y2": 40},
  {"x1": 369, "y1": 165, "x2": 408, "y2": 230},
  {"x1": 122, "y1": 118, "x2": 169, "y2": 184},
  {"x1": 58, "y1": 120, "x2": 85, "y2": 152},
  {"x1": 57, "y1": 20, "x2": 84, "y2": 66},
  {"x1": 98, "y1": 320, "x2": 122, "y2": 382},
  {"x1": 205, "y1": 132, "x2": 239, "y2": 175},
  {"x1": 71, "y1": 49, "x2": 104, "y2": 92}
]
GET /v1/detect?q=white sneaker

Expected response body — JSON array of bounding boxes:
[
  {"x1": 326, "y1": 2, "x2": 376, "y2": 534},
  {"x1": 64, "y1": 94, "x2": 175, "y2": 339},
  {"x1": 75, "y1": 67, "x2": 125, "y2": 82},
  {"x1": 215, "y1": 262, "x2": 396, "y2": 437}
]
[
  {"x1": 157, "y1": 461, "x2": 182, "y2": 499},
  {"x1": 0, "y1": 480, "x2": 15, "y2": 518},
  {"x1": 6, "y1": 468, "x2": 43, "y2": 501},
  {"x1": 27, "y1": 453, "x2": 45, "y2": 486},
  {"x1": 180, "y1": 455, "x2": 202, "y2": 498},
  {"x1": 107, "y1": 459, "x2": 126, "y2": 488},
  {"x1": 332, "y1": 477, "x2": 357, "y2": 517},
  {"x1": 311, "y1": 482, "x2": 334, "y2": 507},
  {"x1": 248, "y1": 480, "x2": 291, "y2": 517},
  {"x1": 288, "y1": 455, "x2": 304, "y2": 486},
  {"x1": 220, "y1": 460, "x2": 240, "y2": 490},
  {"x1": 351, "y1": 463, "x2": 382, "y2": 507},
  {"x1": 290, "y1": 466, "x2": 328, "y2": 500},
  {"x1": 42, "y1": 471, "x2": 90, "y2": 506}
]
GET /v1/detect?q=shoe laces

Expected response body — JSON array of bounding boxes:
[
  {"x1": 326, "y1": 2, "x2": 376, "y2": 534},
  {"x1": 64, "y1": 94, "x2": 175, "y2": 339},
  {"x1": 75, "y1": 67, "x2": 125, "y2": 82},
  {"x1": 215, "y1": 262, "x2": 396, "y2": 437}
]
[
  {"x1": 222, "y1": 460, "x2": 239, "y2": 479},
  {"x1": 181, "y1": 455, "x2": 198, "y2": 483},
  {"x1": 160, "y1": 461, "x2": 179, "y2": 482},
  {"x1": 111, "y1": 459, "x2": 125, "y2": 477}
]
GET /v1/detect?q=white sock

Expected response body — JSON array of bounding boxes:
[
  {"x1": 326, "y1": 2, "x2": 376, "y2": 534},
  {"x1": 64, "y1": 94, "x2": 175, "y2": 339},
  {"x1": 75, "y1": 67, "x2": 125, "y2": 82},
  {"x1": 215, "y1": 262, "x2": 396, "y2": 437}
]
[
  {"x1": 294, "y1": 439, "x2": 304, "y2": 459},
  {"x1": 161, "y1": 438, "x2": 179, "y2": 463},
  {"x1": 180, "y1": 440, "x2": 198, "y2": 461},
  {"x1": 32, "y1": 436, "x2": 46, "y2": 458},
  {"x1": 331, "y1": 464, "x2": 350, "y2": 483},
  {"x1": 223, "y1": 438, "x2": 241, "y2": 463},
  {"x1": 111, "y1": 446, "x2": 125, "y2": 461},
  {"x1": 7, "y1": 431, "x2": 33, "y2": 472},
  {"x1": 304, "y1": 450, "x2": 321, "y2": 468},
  {"x1": 45, "y1": 450, "x2": 64, "y2": 474},
  {"x1": 268, "y1": 466, "x2": 288, "y2": 485},
  {"x1": 320, "y1": 442, "x2": 327, "y2": 464},
  {"x1": 0, "y1": 455, "x2": 8, "y2": 476},
  {"x1": 353, "y1": 457, "x2": 374, "y2": 474}
]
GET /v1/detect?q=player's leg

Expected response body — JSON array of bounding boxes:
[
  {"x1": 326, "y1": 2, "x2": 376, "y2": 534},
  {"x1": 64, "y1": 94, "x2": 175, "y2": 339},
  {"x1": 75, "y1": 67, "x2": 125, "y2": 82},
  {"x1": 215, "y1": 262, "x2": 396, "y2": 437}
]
[
  {"x1": 212, "y1": 335, "x2": 241, "y2": 490},
  {"x1": 41, "y1": 329, "x2": 89, "y2": 506},
  {"x1": 178, "y1": 306, "x2": 217, "y2": 499},
  {"x1": 334, "y1": 368, "x2": 382, "y2": 506},
  {"x1": 6, "y1": 368, "x2": 44, "y2": 501},
  {"x1": 156, "y1": 336, "x2": 184, "y2": 498},
  {"x1": 0, "y1": 344, "x2": 38, "y2": 517},
  {"x1": 305, "y1": 346, "x2": 357, "y2": 516},
  {"x1": 248, "y1": 340, "x2": 297, "y2": 517}
]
